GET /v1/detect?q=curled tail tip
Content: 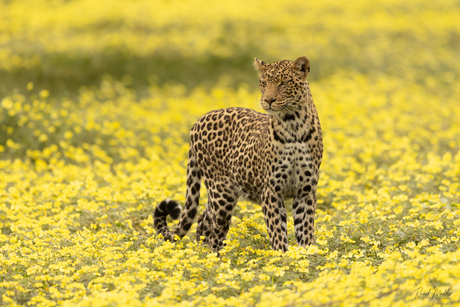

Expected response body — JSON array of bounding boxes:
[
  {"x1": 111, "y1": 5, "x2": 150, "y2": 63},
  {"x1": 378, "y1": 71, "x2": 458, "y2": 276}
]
[
  {"x1": 153, "y1": 199, "x2": 182, "y2": 241},
  {"x1": 154, "y1": 199, "x2": 182, "y2": 220},
  {"x1": 167, "y1": 200, "x2": 182, "y2": 220}
]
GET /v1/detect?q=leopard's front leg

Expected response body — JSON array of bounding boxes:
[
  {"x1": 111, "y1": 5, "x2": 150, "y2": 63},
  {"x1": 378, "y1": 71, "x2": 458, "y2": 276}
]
[
  {"x1": 261, "y1": 187, "x2": 288, "y2": 252},
  {"x1": 293, "y1": 176, "x2": 318, "y2": 246}
]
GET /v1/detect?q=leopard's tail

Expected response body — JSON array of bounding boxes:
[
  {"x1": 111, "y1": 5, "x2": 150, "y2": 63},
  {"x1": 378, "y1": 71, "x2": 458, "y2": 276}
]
[{"x1": 153, "y1": 148, "x2": 202, "y2": 241}]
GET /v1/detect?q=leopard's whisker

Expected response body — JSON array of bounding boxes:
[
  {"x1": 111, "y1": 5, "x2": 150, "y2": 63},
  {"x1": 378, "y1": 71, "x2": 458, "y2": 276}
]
[{"x1": 250, "y1": 97, "x2": 264, "y2": 111}]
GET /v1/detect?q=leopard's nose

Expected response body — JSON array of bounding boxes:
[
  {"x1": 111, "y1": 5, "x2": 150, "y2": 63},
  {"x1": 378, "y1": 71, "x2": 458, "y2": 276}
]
[{"x1": 264, "y1": 98, "x2": 276, "y2": 105}]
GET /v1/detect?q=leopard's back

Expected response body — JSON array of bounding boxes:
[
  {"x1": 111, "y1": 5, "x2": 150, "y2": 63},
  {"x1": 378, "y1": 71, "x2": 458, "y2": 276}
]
[{"x1": 190, "y1": 107, "x2": 271, "y2": 203}]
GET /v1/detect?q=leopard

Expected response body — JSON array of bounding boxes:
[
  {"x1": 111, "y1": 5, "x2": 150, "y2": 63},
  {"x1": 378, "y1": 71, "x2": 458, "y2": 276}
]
[{"x1": 153, "y1": 56, "x2": 323, "y2": 252}]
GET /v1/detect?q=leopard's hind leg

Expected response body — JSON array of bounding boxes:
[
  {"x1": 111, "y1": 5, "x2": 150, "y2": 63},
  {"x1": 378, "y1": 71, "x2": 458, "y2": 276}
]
[
  {"x1": 196, "y1": 204, "x2": 211, "y2": 244},
  {"x1": 197, "y1": 177, "x2": 239, "y2": 252}
]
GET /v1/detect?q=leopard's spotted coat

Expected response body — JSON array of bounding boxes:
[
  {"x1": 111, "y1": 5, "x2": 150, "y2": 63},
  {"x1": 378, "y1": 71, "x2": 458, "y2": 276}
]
[{"x1": 154, "y1": 56, "x2": 323, "y2": 252}]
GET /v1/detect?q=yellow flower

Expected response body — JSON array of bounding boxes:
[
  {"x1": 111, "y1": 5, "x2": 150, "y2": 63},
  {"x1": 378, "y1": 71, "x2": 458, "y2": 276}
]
[
  {"x1": 64, "y1": 131, "x2": 74, "y2": 139},
  {"x1": 39, "y1": 89, "x2": 50, "y2": 98},
  {"x1": 258, "y1": 274, "x2": 270, "y2": 282}
]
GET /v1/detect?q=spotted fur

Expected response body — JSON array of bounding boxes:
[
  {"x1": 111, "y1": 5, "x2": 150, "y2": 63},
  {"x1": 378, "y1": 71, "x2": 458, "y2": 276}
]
[{"x1": 154, "y1": 56, "x2": 323, "y2": 252}]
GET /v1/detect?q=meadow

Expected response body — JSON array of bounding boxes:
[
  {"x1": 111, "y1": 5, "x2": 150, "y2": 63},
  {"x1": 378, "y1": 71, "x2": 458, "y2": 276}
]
[{"x1": 1, "y1": 0, "x2": 460, "y2": 306}]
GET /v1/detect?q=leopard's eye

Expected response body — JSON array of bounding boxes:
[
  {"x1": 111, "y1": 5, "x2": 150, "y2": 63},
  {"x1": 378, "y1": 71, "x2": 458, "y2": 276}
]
[
  {"x1": 280, "y1": 80, "x2": 290, "y2": 86},
  {"x1": 260, "y1": 81, "x2": 267, "y2": 87}
]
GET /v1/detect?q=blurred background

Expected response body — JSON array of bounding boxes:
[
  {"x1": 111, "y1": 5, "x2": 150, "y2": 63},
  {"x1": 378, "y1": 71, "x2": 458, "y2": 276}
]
[{"x1": 1, "y1": 0, "x2": 459, "y2": 97}]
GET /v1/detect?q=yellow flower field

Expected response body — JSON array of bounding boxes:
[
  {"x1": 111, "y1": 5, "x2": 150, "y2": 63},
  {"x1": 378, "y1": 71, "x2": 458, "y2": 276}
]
[{"x1": 1, "y1": 0, "x2": 460, "y2": 306}]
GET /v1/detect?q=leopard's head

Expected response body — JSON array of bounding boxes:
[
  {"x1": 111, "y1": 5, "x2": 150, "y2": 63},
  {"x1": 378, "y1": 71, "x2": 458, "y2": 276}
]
[{"x1": 254, "y1": 56, "x2": 310, "y2": 115}]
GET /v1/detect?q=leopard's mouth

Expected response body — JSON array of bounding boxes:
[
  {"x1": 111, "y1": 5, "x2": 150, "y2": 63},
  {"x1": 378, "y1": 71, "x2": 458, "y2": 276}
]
[
  {"x1": 263, "y1": 103, "x2": 291, "y2": 114},
  {"x1": 262, "y1": 105, "x2": 282, "y2": 114}
]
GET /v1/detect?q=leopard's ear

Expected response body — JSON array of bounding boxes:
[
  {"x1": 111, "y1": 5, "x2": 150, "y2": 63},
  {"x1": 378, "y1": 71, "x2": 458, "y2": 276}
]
[
  {"x1": 254, "y1": 58, "x2": 268, "y2": 77},
  {"x1": 292, "y1": 56, "x2": 310, "y2": 79}
]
